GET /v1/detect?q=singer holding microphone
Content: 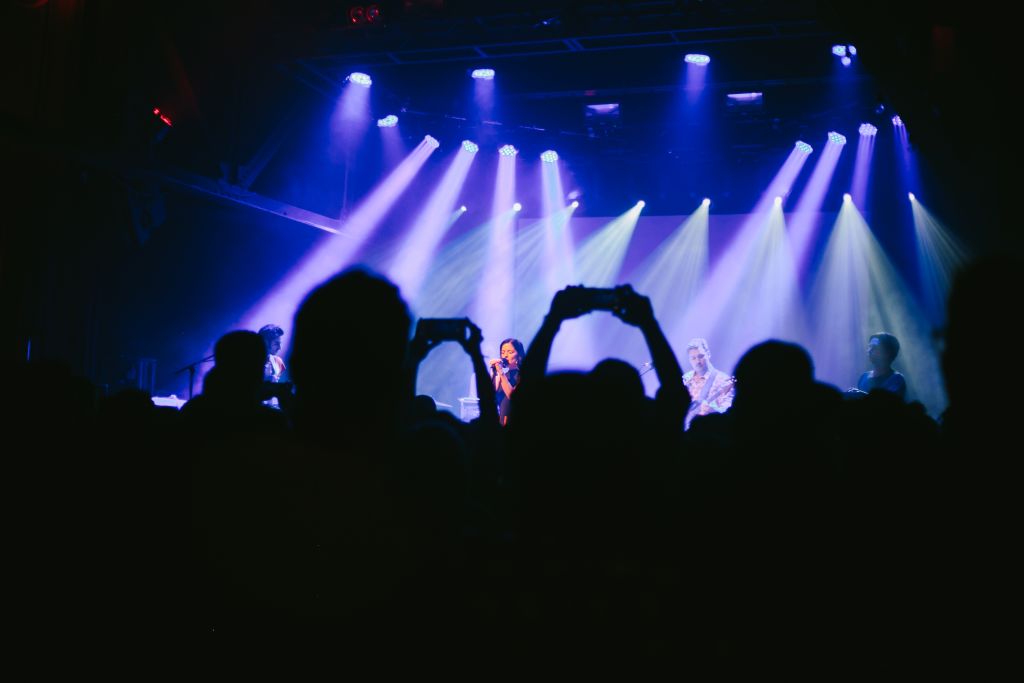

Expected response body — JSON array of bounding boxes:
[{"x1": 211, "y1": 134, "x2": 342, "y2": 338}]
[{"x1": 490, "y1": 338, "x2": 525, "y2": 426}]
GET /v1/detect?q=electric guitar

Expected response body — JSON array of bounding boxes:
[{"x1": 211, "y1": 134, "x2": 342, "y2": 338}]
[{"x1": 686, "y1": 375, "x2": 736, "y2": 418}]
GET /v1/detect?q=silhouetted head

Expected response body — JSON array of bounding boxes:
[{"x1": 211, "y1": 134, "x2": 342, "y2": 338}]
[
  {"x1": 212, "y1": 331, "x2": 267, "y2": 385},
  {"x1": 943, "y1": 256, "x2": 1020, "y2": 416},
  {"x1": 591, "y1": 358, "x2": 644, "y2": 401},
  {"x1": 290, "y1": 268, "x2": 411, "y2": 426},
  {"x1": 410, "y1": 394, "x2": 438, "y2": 421},
  {"x1": 590, "y1": 359, "x2": 647, "y2": 431},
  {"x1": 198, "y1": 331, "x2": 267, "y2": 403},
  {"x1": 733, "y1": 340, "x2": 814, "y2": 411}
]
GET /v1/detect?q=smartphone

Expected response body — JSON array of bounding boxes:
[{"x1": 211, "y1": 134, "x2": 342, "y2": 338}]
[
  {"x1": 576, "y1": 286, "x2": 622, "y2": 311},
  {"x1": 416, "y1": 317, "x2": 469, "y2": 342}
]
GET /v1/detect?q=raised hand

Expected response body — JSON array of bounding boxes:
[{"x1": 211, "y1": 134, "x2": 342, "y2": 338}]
[
  {"x1": 612, "y1": 285, "x2": 655, "y2": 328},
  {"x1": 408, "y1": 325, "x2": 442, "y2": 364},
  {"x1": 457, "y1": 318, "x2": 483, "y2": 354},
  {"x1": 549, "y1": 285, "x2": 593, "y2": 322}
]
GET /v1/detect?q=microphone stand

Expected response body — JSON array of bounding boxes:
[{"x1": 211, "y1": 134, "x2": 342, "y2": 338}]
[{"x1": 173, "y1": 354, "x2": 215, "y2": 400}]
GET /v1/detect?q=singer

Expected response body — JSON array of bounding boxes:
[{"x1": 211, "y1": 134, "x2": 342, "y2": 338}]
[{"x1": 490, "y1": 338, "x2": 525, "y2": 426}]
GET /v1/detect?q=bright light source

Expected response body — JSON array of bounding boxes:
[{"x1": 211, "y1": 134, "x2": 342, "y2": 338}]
[
  {"x1": 908, "y1": 192, "x2": 916, "y2": 202},
  {"x1": 377, "y1": 115, "x2": 398, "y2": 128},
  {"x1": 424, "y1": 135, "x2": 440, "y2": 149},
  {"x1": 685, "y1": 54, "x2": 710, "y2": 65},
  {"x1": 498, "y1": 144, "x2": 518, "y2": 157},
  {"x1": 702, "y1": 198, "x2": 711, "y2": 207},
  {"x1": 461, "y1": 140, "x2": 479, "y2": 153},
  {"x1": 828, "y1": 131, "x2": 848, "y2": 145},
  {"x1": 832, "y1": 45, "x2": 848, "y2": 57},
  {"x1": 841, "y1": 56, "x2": 852, "y2": 67},
  {"x1": 727, "y1": 92, "x2": 763, "y2": 102},
  {"x1": 796, "y1": 141, "x2": 813, "y2": 154},
  {"x1": 892, "y1": 115, "x2": 904, "y2": 127},
  {"x1": 843, "y1": 193, "x2": 852, "y2": 202},
  {"x1": 513, "y1": 202, "x2": 522, "y2": 212},
  {"x1": 471, "y1": 68, "x2": 495, "y2": 80},
  {"x1": 570, "y1": 200, "x2": 579, "y2": 208},
  {"x1": 540, "y1": 150, "x2": 559, "y2": 163},
  {"x1": 460, "y1": 205, "x2": 468, "y2": 212},
  {"x1": 848, "y1": 45, "x2": 858, "y2": 56},
  {"x1": 637, "y1": 200, "x2": 646, "y2": 208},
  {"x1": 859, "y1": 123, "x2": 877, "y2": 136},
  {"x1": 348, "y1": 72, "x2": 372, "y2": 87},
  {"x1": 774, "y1": 196, "x2": 784, "y2": 206}
]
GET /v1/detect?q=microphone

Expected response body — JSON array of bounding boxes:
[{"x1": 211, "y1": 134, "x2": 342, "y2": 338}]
[{"x1": 501, "y1": 358, "x2": 509, "y2": 369}]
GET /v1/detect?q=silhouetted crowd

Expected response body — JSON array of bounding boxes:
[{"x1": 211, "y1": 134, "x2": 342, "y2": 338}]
[{"x1": 7, "y1": 256, "x2": 1020, "y2": 668}]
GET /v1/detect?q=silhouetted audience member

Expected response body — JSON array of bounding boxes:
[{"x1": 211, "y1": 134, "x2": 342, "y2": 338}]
[
  {"x1": 499, "y1": 286, "x2": 688, "y2": 656},
  {"x1": 590, "y1": 358, "x2": 646, "y2": 415},
  {"x1": 935, "y1": 255, "x2": 1022, "y2": 669},
  {"x1": 289, "y1": 268, "x2": 411, "y2": 450},
  {"x1": 181, "y1": 330, "x2": 286, "y2": 435},
  {"x1": 942, "y1": 256, "x2": 1020, "y2": 446},
  {"x1": 31, "y1": 255, "x2": 1011, "y2": 664},
  {"x1": 409, "y1": 393, "x2": 438, "y2": 421},
  {"x1": 733, "y1": 339, "x2": 814, "y2": 415},
  {"x1": 198, "y1": 267, "x2": 470, "y2": 643}
]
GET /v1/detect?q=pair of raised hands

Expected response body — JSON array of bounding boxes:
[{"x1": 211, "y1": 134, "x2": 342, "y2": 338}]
[
  {"x1": 547, "y1": 284, "x2": 655, "y2": 328},
  {"x1": 408, "y1": 317, "x2": 484, "y2": 364}
]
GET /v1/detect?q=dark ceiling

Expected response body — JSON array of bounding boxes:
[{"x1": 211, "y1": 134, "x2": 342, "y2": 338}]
[{"x1": 1, "y1": 1, "x2": 1013, "y2": 225}]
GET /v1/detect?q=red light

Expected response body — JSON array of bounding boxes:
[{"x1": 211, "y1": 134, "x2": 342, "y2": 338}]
[
  {"x1": 159, "y1": 114, "x2": 172, "y2": 127},
  {"x1": 153, "y1": 107, "x2": 160, "y2": 115},
  {"x1": 366, "y1": 4, "x2": 381, "y2": 22},
  {"x1": 349, "y1": 6, "x2": 365, "y2": 23}
]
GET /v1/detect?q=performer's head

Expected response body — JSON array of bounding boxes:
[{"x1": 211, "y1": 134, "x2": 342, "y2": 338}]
[
  {"x1": 499, "y1": 338, "x2": 525, "y2": 370},
  {"x1": 686, "y1": 338, "x2": 712, "y2": 375},
  {"x1": 258, "y1": 324, "x2": 284, "y2": 356},
  {"x1": 867, "y1": 332, "x2": 900, "y2": 368}
]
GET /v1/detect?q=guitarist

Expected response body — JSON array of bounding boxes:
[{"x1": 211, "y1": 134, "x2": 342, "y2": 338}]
[{"x1": 683, "y1": 338, "x2": 735, "y2": 430}]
